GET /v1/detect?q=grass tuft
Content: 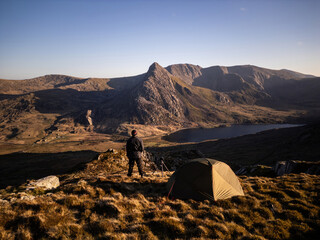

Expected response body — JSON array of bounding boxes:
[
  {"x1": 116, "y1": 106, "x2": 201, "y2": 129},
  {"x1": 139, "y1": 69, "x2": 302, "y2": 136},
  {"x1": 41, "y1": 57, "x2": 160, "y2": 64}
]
[
  {"x1": 94, "y1": 200, "x2": 121, "y2": 218},
  {"x1": 148, "y1": 218, "x2": 185, "y2": 238}
]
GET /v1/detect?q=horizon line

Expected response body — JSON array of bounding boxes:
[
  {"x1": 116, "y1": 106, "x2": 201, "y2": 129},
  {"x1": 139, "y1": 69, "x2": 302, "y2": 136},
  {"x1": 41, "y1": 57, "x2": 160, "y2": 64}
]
[{"x1": 0, "y1": 62, "x2": 317, "y2": 80}]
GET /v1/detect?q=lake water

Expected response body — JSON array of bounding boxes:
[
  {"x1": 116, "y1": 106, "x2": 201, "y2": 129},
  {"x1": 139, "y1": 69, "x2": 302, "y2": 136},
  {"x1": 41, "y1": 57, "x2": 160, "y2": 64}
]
[{"x1": 164, "y1": 124, "x2": 303, "y2": 143}]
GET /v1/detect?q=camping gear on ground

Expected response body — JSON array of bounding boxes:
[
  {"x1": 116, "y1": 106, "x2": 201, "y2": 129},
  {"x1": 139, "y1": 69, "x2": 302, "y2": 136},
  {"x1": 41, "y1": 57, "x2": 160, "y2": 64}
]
[
  {"x1": 151, "y1": 157, "x2": 170, "y2": 177},
  {"x1": 167, "y1": 158, "x2": 244, "y2": 201}
]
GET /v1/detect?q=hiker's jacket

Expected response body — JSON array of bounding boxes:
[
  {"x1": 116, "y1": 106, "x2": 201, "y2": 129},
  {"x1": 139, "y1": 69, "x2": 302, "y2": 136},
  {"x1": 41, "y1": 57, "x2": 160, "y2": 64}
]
[{"x1": 126, "y1": 136, "x2": 144, "y2": 159}]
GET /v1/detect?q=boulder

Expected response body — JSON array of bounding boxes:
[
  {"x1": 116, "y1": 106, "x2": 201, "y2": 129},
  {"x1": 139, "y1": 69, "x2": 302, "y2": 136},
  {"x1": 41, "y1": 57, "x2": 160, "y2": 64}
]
[
  {"x1": 274, "y1": 160, "x2": 320, "y2": 176},
  {"x1": 20, "y1": 194, "x2": 36, "y2": 201},
  {"x1": 97, "y1": 154, "x2": 104, "y2": 161},
  {"x1": 106, "y1": 148, "x2": 118, "y2": 154},
  {"x1": 273, "y1": 161, "x2": 291, "y2": 176},
  {"x1": 86, "y1": 109, "x2": 93, "y2": 126},
  {"x1": 235, "y1": 165, "x2": 275, "y2": 177},
  {"x1": 27, "y1": 175, "x2": 60, "y2": 190}
]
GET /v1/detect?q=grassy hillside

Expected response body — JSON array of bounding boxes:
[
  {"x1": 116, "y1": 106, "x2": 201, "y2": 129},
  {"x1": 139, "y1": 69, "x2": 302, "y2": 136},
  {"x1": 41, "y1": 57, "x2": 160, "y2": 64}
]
[
  {"x1": 171, "y1": 76, "x2": 297, "y2": 125},
  {"x1": 0, "y1": 151, "x2": 319, "y2": 239}
]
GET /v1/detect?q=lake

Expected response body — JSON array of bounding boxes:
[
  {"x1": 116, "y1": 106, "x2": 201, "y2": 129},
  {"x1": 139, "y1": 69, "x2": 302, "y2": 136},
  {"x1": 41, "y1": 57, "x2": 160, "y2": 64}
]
[{"x1": 164, "y1": 124, "x2": 303, "y2": 143}]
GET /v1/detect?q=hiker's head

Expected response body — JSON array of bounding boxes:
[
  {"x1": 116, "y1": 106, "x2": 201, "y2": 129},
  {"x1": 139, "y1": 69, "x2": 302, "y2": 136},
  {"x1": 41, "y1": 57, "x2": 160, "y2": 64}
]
[{"x1": 131, "y1": 130, "x2": 137, "y2": 136}]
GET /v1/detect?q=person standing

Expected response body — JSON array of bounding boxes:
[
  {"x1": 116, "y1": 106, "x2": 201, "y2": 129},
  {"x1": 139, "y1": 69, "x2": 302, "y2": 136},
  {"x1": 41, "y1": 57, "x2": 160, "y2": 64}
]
[{"x1": 126, "y1": 130, "x2": 144, "y2": 177}]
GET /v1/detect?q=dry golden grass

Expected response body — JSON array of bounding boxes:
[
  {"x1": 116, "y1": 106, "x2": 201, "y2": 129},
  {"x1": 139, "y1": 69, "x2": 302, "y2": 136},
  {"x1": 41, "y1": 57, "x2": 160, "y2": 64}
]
[{"x1": 0, "y1": 152, "x2": 319, "y2": 239}]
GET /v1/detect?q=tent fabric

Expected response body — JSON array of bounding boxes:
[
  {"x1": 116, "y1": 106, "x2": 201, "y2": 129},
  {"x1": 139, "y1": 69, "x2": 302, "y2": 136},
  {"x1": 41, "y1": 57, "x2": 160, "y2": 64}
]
[{"x1": 167, "y1": 158, "x2": 244, "y2": 201}]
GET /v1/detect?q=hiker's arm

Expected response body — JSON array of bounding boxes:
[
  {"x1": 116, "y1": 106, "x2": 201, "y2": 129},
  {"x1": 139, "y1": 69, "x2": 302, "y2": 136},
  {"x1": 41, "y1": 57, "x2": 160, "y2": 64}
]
[
  {"x1": 126, "y1": 142, "x2": 129, "y2": 156},
  {"x1": 140, "y1": 139, "x2": 144, "y2": 152}
]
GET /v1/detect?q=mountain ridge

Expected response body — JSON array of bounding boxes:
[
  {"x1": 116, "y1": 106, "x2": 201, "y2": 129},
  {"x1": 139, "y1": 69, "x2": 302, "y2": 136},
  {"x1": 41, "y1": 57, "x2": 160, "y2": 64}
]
[
  {"x1": 0, "y1": 63, "x2": 315, "y2": 94},
  {"x1": 0, "y1": 62, "x2": 319, "y2": 139}
]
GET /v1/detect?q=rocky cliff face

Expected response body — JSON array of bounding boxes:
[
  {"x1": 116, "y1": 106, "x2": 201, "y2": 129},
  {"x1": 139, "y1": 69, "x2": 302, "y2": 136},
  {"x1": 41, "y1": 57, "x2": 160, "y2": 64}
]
[
  {"x1": 134, "y1": 63, "x2": 185, "y2": 124},
  {"x1": 90, "y1": 63, "x2": 187, "y2": 131}
]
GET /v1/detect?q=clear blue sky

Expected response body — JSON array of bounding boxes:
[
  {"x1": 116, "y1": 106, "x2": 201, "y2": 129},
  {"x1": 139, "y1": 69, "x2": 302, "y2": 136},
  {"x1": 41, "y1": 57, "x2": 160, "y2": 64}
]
[{"x1": 0, "y1": 0, "x2": 319, "y2": 79}]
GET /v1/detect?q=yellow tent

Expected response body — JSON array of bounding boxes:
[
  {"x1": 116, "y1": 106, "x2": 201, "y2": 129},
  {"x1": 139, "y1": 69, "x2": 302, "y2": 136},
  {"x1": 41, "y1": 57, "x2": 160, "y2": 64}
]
[{"x1": 167, "y1": 158, "x2": 244, "y2": 201}]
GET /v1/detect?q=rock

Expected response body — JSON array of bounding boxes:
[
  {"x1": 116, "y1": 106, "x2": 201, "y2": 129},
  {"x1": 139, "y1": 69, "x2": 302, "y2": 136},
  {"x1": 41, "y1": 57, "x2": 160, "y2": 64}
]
[
  {"x1": 274, "y1": 160, "x2": 320, "y2": 176},
  {"x1": 235, "y1": 165, "x2": 275, "y2": 177},
  {"x1": 273, "y1": 161, "x2": 289, "y2": 176},
  {"x1": 26, "y1": 175, "x2": 60, "y2": 190},
  {"x1": 106, "y1": 148, "x2": 118, "y2": 154},
  {"x1": 86, "y1": 110, "x2": 93, "y2": 126},
  {"x1": 20, "y1": 194, "x2": 36, "y2": 201}
]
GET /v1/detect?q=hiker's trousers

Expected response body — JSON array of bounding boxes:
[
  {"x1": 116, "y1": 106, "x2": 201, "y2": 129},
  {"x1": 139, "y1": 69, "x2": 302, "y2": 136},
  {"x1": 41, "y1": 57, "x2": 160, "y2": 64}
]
[{"x1": 128, "y1": 157, "x2": 144, "y2": 177}]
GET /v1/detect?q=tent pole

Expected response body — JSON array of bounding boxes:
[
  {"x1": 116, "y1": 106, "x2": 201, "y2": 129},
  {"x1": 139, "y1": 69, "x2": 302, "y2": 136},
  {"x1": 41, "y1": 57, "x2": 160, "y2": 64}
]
[{"x1": 161, "y1": 160, "x2": 164, "y2": 177}]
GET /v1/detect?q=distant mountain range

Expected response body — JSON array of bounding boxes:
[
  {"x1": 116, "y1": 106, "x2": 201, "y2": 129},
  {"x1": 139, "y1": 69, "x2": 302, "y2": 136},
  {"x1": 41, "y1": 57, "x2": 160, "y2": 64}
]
[{"x1": 0, "y1": 63, "x2": 319, "y2": 140}]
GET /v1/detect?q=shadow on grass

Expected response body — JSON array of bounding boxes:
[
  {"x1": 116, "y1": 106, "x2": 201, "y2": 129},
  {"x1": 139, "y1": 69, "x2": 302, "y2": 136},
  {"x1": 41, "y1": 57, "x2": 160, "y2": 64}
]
[
  {"x1": 0, "y1": 150, "x2": 98, "y2": 189},
  {"x1": 92, "y1": 179, "x2": 168, "y2": 198}
]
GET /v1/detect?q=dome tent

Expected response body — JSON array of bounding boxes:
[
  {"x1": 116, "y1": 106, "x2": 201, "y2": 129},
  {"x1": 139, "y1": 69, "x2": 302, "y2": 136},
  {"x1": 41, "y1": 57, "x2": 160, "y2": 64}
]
[{"x1": 167, "y1": 158, "x2": 244, "y2": 201}]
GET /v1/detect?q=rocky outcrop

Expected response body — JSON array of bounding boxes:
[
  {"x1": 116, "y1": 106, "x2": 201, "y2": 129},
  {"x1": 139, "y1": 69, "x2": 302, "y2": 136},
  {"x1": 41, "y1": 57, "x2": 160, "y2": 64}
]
[
  {"x1": 234, "y1": 161, "x2": 320, "y2": 177},
  {"x1": 134, "y1": 62, "x2": 186, "y2": 125},
  {"x1": 235, "y1": 165, "x2": 275, "y2": 177},
  {"x1": 86, "y1": 110, "x2": 93, "y2": 126},
  {"x1": 274, "y1": 160, "x2": 320, "y2": 176},
  {"x1": 26, "y1": 175, "x2": 60, "y2": 190}
]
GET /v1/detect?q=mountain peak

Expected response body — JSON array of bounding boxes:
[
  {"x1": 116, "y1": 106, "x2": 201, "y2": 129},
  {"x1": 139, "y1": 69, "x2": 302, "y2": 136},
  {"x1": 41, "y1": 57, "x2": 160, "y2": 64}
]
[
  {"x1": 145, "y1": 62, "x2": 171, "y2": 80},
  {"x1": 147, "y1": 62, "x2": 164, "y2": 72}
]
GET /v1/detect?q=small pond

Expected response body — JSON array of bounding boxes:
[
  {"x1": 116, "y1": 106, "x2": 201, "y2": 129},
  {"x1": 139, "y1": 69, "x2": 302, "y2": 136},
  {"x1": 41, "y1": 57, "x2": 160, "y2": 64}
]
[{"x1": 164, "y1": 124, "x2": 303, "y2": 143}]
